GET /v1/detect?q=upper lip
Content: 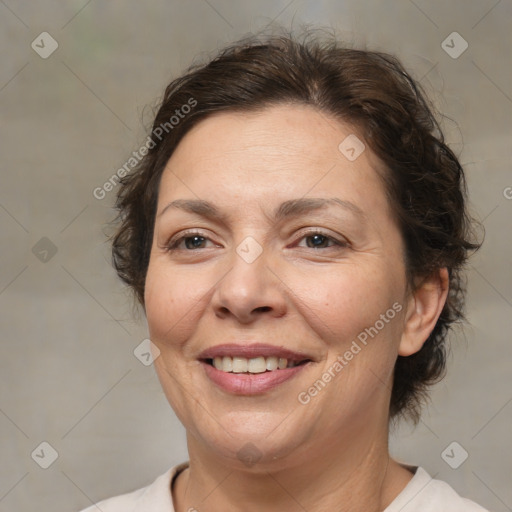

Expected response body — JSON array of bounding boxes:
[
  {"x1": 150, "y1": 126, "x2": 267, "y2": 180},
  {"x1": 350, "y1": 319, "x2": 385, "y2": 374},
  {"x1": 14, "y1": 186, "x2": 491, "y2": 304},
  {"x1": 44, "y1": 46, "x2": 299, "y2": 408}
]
[{"x1": 198, "y1": 343, "x2": 314, "y2": 363}]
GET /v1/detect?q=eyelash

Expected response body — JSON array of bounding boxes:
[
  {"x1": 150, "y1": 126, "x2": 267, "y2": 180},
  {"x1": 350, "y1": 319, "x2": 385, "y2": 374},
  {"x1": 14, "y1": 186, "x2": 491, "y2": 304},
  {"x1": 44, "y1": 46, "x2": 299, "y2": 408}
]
[
  {"x1": 165, "y1": 229, "x2": 348, "y2": 251},
  {"x1": 166, "y1": 230, "x2": 216, "y2": 251},
  {"x1": 294, "y1": 229, "x2": 348, "y2": 250}
]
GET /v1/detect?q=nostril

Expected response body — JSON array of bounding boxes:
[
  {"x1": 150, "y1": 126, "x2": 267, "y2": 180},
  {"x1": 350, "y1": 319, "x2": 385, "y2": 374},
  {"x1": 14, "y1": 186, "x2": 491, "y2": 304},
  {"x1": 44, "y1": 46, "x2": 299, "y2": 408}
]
[
  {"x1": 254, "y1": 306, "x2": 272, "y2": 313},
  {"x1": 214, "y1": 306, "x2": 231, "y2": 320}
]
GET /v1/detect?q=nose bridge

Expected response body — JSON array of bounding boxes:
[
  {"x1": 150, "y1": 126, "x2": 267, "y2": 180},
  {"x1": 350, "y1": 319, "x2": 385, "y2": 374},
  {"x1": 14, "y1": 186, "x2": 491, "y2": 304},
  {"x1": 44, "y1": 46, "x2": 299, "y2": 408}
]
[{"x1": 212, "y1": 237, "x2": 286, "y2": 321}]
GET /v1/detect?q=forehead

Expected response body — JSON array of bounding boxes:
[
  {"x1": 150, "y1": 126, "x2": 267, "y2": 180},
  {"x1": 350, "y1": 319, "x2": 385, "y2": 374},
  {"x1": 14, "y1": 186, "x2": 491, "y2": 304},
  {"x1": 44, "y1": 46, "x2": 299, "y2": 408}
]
[
  {"x1": 157, "y1": 104, "x2": 390, "y2": 218},
  {"x1": 169, "y1": 104, "x2": 356, "y2": 171}
]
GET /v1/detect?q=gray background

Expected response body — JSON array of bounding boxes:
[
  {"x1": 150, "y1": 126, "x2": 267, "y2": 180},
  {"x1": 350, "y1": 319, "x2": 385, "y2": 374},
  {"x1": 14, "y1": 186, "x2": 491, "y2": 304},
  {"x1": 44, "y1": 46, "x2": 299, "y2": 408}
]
[{"x1": 0, "y1": 1, "x2": 511, "y2": 511}]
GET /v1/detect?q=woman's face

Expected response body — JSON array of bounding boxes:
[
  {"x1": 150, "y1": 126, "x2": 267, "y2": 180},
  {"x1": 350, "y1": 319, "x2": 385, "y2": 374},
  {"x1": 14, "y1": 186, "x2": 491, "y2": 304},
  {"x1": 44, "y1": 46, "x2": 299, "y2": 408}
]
[{"x1": 145, "y1": 104, "x2": 411, "y2": 468}]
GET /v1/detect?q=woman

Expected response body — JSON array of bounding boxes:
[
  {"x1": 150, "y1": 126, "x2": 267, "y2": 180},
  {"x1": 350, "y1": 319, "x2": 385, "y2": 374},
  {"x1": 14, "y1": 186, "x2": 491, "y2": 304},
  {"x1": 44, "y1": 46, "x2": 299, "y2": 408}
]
[{"x1": 83, "y1": 33, "x2": 486, "y2": 511}]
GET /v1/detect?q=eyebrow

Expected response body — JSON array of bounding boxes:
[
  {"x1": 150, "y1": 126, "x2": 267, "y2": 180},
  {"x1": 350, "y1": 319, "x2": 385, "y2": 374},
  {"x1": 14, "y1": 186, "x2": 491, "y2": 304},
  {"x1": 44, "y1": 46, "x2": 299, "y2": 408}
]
[
  {"x1": 274, "y1": 197, "x2": 365, "y2": 222},
  {"x1": 158, "y1": 197, "x2": 366, "y2": 223},
  {"x1": 158, "y1": 199, "x2": 228, "y2": 222}
]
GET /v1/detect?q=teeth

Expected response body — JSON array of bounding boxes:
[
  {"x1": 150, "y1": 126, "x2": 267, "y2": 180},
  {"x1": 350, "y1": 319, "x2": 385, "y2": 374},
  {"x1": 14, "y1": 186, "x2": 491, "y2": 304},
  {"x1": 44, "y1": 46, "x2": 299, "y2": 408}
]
[
  {"x1": 248, "y1": 357, "x2": 267, "y2": 373},
  {"x1": 222, "y1": 356, "x2": 233, "y2": 372},
  {"x1": 211, "y1": 356, "x2": 303, "y2": 373},
  {"x1": 232, "y1": 357, "x2": 248, "y2": 373},
  {"x1": 266, "y1": 356, "x2": 278, "y2": 371}
]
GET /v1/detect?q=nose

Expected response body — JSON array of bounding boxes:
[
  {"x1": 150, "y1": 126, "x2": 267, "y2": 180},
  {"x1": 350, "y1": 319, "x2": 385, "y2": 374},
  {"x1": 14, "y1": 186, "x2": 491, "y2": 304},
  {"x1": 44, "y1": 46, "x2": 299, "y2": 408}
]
[{"x1": 211, "y1": 248, "x2": 287, "y2": 324}]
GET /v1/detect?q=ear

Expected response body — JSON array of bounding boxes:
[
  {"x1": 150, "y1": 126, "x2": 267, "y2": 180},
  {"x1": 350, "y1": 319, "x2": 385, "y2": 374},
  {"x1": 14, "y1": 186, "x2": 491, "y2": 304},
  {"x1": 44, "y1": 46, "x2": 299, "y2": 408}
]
[{"x1": 399, "y1": 268, "x2": 449, "y2": 357}]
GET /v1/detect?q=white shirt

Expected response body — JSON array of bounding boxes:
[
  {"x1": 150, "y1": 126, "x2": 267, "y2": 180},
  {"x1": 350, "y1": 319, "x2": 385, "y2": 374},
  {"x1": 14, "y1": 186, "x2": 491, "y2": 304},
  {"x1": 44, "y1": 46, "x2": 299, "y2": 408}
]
[{"x1": 80, "y1": 463, "x2": 488, "y2": 511}]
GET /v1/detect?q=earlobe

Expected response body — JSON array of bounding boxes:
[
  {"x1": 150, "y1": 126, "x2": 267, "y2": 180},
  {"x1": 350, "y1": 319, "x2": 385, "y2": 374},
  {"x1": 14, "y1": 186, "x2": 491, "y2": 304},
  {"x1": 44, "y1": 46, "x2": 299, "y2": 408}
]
[{"x1": 398, "y1": 268, "x2": 449, "y2": 357}]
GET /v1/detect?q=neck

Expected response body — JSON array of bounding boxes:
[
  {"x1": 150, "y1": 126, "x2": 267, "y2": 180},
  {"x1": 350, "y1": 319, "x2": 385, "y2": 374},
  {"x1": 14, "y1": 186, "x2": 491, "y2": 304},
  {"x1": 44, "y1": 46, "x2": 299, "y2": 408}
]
[{"x1": 173, "y1": 420, "x2": 413, "y2": 512}]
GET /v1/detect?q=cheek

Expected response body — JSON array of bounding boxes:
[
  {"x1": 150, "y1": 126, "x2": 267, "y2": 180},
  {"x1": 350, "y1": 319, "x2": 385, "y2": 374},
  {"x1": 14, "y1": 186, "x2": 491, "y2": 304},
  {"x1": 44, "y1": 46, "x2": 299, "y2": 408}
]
[
  {"x1": 286, "y1": 263, "x2": 404, "y2": 348},
  {"x1": 144, "y1": 262, "x2": 210, "y2": 425},
  {"x1": 144, "y1": 262, "x2": 208, "y2": 349}
]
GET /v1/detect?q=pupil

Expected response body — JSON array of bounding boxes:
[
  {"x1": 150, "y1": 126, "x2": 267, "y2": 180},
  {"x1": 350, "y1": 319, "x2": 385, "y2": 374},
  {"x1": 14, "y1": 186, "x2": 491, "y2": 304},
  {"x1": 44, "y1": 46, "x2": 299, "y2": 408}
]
[
  {"x1": 186, "y1": 236, "x2": 205, "y2": 249},
  {"x1": 308, "y1": 234, "x2": 326, "y2": 248}
]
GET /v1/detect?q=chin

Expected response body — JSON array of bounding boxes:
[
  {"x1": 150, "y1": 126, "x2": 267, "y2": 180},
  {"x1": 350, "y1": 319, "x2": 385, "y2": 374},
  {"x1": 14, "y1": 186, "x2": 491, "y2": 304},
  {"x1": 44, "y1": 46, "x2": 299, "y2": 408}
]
[{"x1": 188, "y1": 410, "x2": 316, "y2": 472}]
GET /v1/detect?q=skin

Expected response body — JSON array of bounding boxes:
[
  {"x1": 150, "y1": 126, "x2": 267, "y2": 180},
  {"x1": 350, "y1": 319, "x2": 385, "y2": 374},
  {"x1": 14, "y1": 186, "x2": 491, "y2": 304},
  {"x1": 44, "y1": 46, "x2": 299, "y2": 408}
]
[{"x1": 144, "y1": 104, "x2": 449, "y2": 512}]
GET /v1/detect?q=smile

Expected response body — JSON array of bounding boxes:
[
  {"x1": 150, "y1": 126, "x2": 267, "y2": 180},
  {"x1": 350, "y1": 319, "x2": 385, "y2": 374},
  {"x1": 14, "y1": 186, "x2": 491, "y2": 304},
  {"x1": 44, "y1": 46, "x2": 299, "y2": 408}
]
[
  {"x1": 198, "y1": 344, "x2": 313, "y2": 394},
  {"x1": 208, "y1": 356, "x2": 307, "y2": 373}
]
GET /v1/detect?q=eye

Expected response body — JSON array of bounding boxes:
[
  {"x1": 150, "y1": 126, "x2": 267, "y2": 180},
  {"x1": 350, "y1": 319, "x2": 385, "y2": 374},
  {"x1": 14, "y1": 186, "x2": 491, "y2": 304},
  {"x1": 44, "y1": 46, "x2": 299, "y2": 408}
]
[
  {"x1": 167, "y1": 232, "x2": 216, "y2": 251},
  {"x1": 295, "y1": 231, "x2": 347, "y2": 250},
  {"x1": 303, "y1": 233, "x2": 332, "y2": 248}
]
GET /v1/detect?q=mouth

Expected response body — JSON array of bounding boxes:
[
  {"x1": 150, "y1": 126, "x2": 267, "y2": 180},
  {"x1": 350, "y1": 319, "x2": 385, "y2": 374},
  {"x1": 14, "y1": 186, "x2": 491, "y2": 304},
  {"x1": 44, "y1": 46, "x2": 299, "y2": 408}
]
[
  {"x1": 204, "y1": 355, "x2": 310, "y2": 373},
  {"x1": 198, "y1": 343, "x2": 313, "y2": 373},
  {"x1": 198, "y1": 344, "x2": 313, "y2": 394}
]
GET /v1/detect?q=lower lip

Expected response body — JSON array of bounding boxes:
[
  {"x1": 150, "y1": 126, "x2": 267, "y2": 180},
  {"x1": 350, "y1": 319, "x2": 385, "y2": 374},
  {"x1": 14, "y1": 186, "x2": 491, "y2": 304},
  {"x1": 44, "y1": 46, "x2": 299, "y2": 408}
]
[{"x1": 202, "y1": 361, "x2": 309, "y2": 395}]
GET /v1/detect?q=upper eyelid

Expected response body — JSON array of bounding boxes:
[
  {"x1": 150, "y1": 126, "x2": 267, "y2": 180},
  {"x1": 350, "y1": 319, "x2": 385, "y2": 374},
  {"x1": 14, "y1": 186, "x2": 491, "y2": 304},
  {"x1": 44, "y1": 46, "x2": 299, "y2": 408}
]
[
  {"x1": 169, "y1": 227, "x2": 340, "y2": 240},
  {"x1": 292, "y1": 226, "x2": 349, "y2": 241},
  {"x1": 158, "y1": 203, "x2": 364, "y2": 241}
]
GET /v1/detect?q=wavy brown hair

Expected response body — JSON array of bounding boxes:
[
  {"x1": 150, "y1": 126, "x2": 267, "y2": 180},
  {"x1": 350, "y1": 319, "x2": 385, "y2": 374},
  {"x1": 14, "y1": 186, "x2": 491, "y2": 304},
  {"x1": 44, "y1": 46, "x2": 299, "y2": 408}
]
[{"x1": 112, "y1": 33, "x2": 481, "y2": 422}]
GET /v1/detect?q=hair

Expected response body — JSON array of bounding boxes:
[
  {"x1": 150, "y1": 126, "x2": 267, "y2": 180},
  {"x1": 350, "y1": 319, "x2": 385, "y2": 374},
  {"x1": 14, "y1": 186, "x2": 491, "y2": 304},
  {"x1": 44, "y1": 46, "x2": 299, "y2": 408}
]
[{"x1": 111, "y1": 31, "x2": 481, "y2": 422}]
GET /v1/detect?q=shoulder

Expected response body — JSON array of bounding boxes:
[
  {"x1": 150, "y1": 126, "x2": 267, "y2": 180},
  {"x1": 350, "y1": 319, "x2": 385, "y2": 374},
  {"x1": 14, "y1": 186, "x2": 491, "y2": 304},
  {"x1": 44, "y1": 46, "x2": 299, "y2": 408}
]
[
  {"x1": 79, "y1": 463, "x2": 187, "y2": 512},
  {"x1": 386, "y1": 466, "x2": 489, "y2": 512}
]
